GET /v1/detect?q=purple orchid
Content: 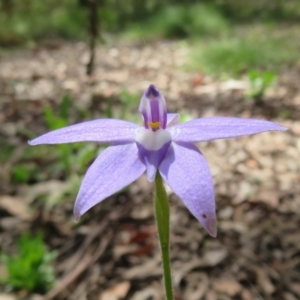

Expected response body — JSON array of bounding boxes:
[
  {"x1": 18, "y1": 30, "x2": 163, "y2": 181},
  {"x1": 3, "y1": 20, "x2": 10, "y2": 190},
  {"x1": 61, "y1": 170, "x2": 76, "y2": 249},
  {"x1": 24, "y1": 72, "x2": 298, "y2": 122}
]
[{"x1": 29, "y1": 84, "x2": 286, "y2": 237}]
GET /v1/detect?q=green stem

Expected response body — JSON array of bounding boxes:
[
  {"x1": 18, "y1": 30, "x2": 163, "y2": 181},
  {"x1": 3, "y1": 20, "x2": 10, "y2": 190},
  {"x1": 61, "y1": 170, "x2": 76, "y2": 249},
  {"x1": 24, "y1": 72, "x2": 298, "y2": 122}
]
[{"x1": 154, "y1": 172, "x2": 174, "y2": 300}]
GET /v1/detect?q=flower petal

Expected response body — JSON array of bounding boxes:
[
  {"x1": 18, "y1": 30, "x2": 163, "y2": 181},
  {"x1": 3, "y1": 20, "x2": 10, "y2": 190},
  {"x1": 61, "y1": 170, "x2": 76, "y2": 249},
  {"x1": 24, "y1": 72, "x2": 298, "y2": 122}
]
[
  {"x1": 159, "y1": 142, "x2": 216, "y2": 237},
  {"x1": 74, "y1": 143, "x2": 145, "y2": 219},
  {"x1": 29, "y1": 119, "x2": 141, "y2": 145},
  {"x1": 135, "y1": 129, "x2": 172, "y2": 182},
  {"x1": 136, "y1": 141, "x2": 171, "y2": 182},
  {"x1": 167, "y1": 113, "x2": 180, "y2": 127},
  {"x1": 139, "y1": 84, "x2": 167, "y2": 129},
  {"x1": 168, "y1": 117, "x2": 287, "y2": 142}
]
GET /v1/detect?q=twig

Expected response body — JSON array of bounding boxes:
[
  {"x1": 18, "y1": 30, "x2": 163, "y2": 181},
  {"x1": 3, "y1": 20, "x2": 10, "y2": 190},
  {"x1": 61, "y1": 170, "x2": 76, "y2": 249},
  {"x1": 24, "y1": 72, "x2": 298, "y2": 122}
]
[
  {"x1": 59, "y1": 221, "x2": 108, "y2": 274},
  {"x1": 45, "y1": 230, "x2": 111, "y2": 299},
  {"x1": 86, "y1": 0, "x2": 99, "y2": 76}
]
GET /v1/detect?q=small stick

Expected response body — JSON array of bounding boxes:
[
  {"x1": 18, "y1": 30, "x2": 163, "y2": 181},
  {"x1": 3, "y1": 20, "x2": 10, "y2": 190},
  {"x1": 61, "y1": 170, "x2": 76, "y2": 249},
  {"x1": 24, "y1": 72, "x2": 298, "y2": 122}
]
[{"x1": 86, "y1": 0, "x2": 99, "y2": 76}]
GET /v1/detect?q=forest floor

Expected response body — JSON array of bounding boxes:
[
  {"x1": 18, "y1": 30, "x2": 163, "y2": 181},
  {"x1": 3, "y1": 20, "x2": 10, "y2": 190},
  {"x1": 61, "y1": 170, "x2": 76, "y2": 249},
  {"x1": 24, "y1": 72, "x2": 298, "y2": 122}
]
[{"x1": 0, "y1": 40, "x2": 300, "y2": 300}]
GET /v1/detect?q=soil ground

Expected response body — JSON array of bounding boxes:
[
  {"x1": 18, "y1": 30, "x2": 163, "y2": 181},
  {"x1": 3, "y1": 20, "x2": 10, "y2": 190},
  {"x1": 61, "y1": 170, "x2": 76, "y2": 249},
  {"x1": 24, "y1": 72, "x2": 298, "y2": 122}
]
[{"x1": 0, "y1": 40, "x2": 300, "y2": 300}]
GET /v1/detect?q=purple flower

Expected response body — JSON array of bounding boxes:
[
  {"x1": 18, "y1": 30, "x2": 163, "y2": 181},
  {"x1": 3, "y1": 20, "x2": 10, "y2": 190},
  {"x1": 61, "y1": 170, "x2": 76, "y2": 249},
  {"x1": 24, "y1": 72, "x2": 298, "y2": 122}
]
[{"x1": 29, "y1": 84, "x2": 286, "y2": 237}]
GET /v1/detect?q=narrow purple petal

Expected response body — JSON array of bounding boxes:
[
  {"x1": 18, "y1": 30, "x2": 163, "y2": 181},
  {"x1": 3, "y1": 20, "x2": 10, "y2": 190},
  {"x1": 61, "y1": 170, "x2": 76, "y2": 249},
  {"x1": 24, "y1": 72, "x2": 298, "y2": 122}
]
[
  {"x1": 167, "y1": 113, "x2": 180, "y2": 127},
  {"x1": 159, "y1": 142, "x2": 216, "y2": 237},
  {"x1": 74, "y1": 143, "x2": 145, "y2": 219},
  {"x1": 168, "y1": 117, "x2": 287, "y2": 143},
  {"x1": 28, "y1": 119, "x2": 141, "y2": 145}
]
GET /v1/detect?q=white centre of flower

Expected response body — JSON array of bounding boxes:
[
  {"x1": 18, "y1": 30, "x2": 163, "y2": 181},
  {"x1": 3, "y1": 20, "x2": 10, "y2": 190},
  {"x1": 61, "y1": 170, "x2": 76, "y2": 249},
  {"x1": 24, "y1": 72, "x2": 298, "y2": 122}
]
[{"x1": 135, "y1": 129, "x2": 172, "y2": 151}]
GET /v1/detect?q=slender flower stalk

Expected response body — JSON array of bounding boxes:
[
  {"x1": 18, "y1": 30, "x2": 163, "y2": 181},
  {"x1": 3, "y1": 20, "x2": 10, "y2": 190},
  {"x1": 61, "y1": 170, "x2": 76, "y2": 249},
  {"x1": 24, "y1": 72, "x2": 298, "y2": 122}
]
[
  {"x1": 29, "y1": 84, "x2": 287, "y2": 296},
  {"x1": 155, "y1": 172, "x2": 173, "y2": 300}
]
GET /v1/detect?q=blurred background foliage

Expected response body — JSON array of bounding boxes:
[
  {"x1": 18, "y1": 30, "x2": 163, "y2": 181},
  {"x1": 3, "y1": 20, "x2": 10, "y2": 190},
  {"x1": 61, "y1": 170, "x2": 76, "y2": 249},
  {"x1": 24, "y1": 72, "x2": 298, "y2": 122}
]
[
  {"x1": 0, "y1": 0, "x2": 300, "y2": 45},
  {"x1": 0, "y1": 232, "x2": 56, "y2": 293},
  {"x1": 1, "y1": 0, "x2": 299, "y2": 77}
]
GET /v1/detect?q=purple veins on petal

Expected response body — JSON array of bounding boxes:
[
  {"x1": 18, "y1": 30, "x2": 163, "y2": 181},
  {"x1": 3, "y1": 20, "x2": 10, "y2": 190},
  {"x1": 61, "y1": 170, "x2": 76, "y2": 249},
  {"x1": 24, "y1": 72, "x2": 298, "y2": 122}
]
[
  {"x1": 74, "y1": 143, "x2": 145, "y2": 220},
  {"x1": 150, "y1": 98, "x2": 160, "y2": 125},
  {"x1": 169, "y1": 117, "x2": 287, "y2": 143},
  {"x1": 28, "y1": 119, "x2": 140, "y2": 145},
  {"x1": 159, "y1": 142, "x2": 217, "y2": 237}
]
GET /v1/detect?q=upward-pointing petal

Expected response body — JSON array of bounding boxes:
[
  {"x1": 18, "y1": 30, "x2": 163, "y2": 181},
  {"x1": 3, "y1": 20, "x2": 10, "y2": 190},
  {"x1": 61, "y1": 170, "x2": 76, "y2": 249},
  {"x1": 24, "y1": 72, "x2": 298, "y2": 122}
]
[
  {"x1": 159, "y1": 142, "x2": 217, "y2": 237},
  {"x1": 168, "y1": 117, "x2": 287, "y2": 143},
  {"x1": 138, "y1": 84, "x2": 167, "y2": 130},
  {"x1": 29, "y1": 119, "x2": 141, "y2": 145},
  {"x1": 74, "y1": 143, "x2": 146, "y2": 219}
]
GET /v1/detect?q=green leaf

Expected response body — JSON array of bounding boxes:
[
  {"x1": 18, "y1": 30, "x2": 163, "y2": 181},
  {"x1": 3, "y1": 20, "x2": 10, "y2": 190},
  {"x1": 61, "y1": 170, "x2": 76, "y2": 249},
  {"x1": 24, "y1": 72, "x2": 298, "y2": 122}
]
[{"x1": 1, "y1": 232, "x2": 56, "y2": 293}]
